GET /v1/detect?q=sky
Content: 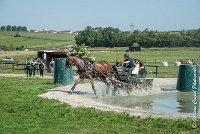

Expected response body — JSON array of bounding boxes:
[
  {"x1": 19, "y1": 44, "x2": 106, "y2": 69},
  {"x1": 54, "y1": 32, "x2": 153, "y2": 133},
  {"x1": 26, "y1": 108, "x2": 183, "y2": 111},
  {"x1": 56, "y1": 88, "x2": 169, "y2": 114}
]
[{"x1": 0, "y1": 0, "x2": 200, "y2": 31}]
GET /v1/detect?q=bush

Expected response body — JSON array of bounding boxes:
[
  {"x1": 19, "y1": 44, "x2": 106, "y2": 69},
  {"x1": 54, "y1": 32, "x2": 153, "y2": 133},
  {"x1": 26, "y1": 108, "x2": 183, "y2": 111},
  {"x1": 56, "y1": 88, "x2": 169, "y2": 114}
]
[
  {"x1": 14, "y1": 32, "x2": 21, "y2": 37},
  {"x1": 132, "y1": 42, "x2": 140, "y2": 47}
]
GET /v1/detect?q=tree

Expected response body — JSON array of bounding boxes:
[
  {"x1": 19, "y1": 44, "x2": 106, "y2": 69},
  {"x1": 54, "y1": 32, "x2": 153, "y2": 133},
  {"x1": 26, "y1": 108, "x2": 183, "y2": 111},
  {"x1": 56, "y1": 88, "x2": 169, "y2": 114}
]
[
  {"x1": 11, "y1": 26, "x2": 17, "y2": 31},
  {"x1": 1, "y1": 26, "x2": 6, "y2": 31},
  {"x1": 17, "y1": 26, "x2": 22, "y2": 31},
  {"x1": 6, "y1": 25, "x2": 12, "y2": 31},
  {"x1": 22, "y1": 26, "x2": 27, "y2": 31},
  {"x1": 75, "y1": 26, "x2": 200, "y2": 48}
]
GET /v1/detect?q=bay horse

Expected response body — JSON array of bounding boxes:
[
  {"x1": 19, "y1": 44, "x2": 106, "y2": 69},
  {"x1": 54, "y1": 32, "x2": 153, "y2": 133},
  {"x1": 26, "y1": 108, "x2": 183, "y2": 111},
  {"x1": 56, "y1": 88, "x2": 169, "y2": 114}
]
[{"x1": 66, "y1": 54, "x2": 116, "y2": 96}]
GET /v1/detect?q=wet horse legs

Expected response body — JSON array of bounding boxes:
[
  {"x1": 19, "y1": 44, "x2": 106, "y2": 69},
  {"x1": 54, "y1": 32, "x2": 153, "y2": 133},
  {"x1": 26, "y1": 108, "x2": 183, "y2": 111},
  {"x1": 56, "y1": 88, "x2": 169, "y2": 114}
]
[
  {"x1": 90, "y1": 80, "x2": 96, "y2": 96},
  {"x1": 70, "y1": 78, "x2": 83, "y2": 94}
]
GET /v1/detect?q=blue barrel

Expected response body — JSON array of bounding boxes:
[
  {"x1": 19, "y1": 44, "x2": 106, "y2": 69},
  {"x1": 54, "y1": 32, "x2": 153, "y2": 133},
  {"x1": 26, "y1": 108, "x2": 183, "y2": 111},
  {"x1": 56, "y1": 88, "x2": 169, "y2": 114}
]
[
  {"x1": 176, "y1": 64, "x2": 199, "y2": 92},
  {"x1": 54, "y1": 58, "x2": 74, "y2": 85}
]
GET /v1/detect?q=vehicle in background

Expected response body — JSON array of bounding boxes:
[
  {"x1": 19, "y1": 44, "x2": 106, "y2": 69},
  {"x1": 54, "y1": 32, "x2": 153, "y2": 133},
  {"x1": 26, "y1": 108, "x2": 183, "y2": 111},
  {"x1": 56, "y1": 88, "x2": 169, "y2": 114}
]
[{"x1": 1, "y1": 57, "x2": 14, "y2": 62}]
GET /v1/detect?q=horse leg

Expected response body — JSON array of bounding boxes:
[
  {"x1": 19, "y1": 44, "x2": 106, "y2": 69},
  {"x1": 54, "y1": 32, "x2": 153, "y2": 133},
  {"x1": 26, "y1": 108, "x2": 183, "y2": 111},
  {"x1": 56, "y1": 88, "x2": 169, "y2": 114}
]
[
  {"x1": 69, "y1": 78, "x2": 82, "y2": 94},
  {"x1": 88, "y1": 74, "x2": 97, "y2": 96},
  {"x1": 103, "y1": 79, "x2": 110, "y2": 95},
  {"x1": 90, "y1": 80, "x2": 97, "y2": 96}
]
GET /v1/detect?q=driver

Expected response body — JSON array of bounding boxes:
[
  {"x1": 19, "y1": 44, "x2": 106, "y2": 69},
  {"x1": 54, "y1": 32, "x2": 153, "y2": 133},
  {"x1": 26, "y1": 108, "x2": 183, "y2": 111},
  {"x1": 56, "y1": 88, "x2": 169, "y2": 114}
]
[{"x1": 123, "y1": 53, "x2": 134, "y2": 76}]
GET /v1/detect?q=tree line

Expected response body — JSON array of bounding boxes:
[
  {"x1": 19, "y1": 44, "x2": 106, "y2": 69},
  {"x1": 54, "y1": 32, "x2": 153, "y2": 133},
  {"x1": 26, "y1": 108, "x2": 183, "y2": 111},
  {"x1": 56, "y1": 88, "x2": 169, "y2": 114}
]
[
  {"x1": 0, "y1": 25, "x2": 27, "y2": 32},
  {"x1": 75, "y1": 26, "x2": 200, "y2": 47}
]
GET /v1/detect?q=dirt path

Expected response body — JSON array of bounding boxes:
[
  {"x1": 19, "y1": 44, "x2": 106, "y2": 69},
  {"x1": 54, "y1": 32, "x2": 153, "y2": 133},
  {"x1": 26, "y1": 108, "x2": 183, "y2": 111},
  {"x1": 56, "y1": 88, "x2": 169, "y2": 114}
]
[{"x1": 0, "y1": 73, "x2": 53, "y2": 79}]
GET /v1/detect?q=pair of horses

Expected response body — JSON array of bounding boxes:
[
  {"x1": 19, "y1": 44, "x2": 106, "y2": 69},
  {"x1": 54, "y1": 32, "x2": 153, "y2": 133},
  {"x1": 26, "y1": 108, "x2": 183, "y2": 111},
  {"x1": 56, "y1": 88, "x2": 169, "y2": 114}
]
[{"x1": 66, "y1": 54, "x2": 116, "y2": 96}]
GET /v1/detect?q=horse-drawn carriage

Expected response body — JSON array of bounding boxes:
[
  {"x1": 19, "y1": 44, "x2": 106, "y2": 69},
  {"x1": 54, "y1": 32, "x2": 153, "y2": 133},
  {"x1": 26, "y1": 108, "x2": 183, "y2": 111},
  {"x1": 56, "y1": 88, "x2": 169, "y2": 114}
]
[
  {"x1": 66, "y1": 54, "x2": 154, "y2": 96},
  {"x1": 113, "y1": 68, "x2": 154, "y2": 95}
]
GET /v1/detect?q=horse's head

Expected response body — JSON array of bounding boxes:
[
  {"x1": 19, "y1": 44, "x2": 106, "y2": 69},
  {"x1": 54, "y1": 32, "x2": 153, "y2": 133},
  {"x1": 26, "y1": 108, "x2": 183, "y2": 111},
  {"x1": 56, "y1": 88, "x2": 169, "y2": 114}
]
[
  {"x1": 66, "y1": 53, "x2": 85, "y2": 69},
  {"x1": 66, "y1": 54, "x2": 75, "y2": 68}
]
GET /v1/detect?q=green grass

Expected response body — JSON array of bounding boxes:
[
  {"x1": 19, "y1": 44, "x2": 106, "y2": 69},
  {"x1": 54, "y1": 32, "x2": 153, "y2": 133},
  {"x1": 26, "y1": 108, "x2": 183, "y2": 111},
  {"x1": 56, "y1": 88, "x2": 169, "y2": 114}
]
[
  {"x1": 0, "y1": 77, "x2": 199, "y2": 134},
  {"x1": 21, "y1": 32, "x2": 75, "y2": 41},
  {"x1": 1, "y1": 48, "x2": 200, "y2": 77},
  {"x1": 92, "y1": 49, "x2": 200, "y2": 62},
  {"x1": 91, "y1": 49, "x2": 200, "y2": 77},
  {"x1": 0, "y1": 32, "x2": 75, "y2": 50}
]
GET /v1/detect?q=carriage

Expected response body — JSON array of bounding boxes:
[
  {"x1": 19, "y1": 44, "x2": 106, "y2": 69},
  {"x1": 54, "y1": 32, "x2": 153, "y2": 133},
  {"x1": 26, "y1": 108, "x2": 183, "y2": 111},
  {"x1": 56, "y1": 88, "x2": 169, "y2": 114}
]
[{"x1": 113, "y1": 69, "x2": 154, "y2": 95}]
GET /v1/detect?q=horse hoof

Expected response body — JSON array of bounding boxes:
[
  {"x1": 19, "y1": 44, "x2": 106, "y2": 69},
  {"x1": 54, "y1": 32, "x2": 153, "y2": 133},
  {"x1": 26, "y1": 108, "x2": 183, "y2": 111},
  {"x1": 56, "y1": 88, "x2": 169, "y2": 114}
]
[
  {"x1": 92, "y1": 95, "x2": 98, "y2": 99},
  {"x1": 67, "y1": 91, "x2": 73, "y2": 95}
]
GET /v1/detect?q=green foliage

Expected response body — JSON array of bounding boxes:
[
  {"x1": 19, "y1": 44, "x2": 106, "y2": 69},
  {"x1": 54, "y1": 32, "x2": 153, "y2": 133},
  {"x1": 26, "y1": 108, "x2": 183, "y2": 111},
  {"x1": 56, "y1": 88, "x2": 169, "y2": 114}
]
[
  {"x1": 68, "y1": 44, "x2": 96, "y2": 61},
  {"x1": 16, "y1": 45, "x2": 25, "y2": 51},
  {"x1": 0, "y1": 44, "x2": 11, "y2": 51},
  {"x1": 75, "y1": 26, "x2": 200, "y2": 48},
  {"x1": 1, "y1": 26, "x2": 6, "y2": 31},
  {"x1": 1, "y1": 25, "x2": 27, "y2": 32},
  {"x1": 11, "y1": 26, "x2": 17, "y2": 31},
  {"x1": 17, "y1": 26, "x2": 22, "y2": 31},
  {"x1": 132, "y1": 42, "x2": 140, "y2": 47},
  {"x1": 0, "y1": 77, "x2": 199, "y2": 134},
  {"x1": 76, "y1": 26, "x2": 126, "y2": 48},
  {"x1": 6, "y1": 25, "x2": 12, "y2": 31},
  {"x1": 22, "y1": 26, "x2": 27, "y2": 31},
  {"x1": 14, "y1": 32, "x2": 21, "y2": 37}
]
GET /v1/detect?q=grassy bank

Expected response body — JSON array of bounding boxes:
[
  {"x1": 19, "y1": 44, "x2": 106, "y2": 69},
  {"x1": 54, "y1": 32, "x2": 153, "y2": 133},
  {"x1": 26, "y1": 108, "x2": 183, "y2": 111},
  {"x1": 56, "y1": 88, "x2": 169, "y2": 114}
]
[
  {"x1": 0, "y1": 32, "x2": 75, "y2": 50},
  {"x1": 0, "y1": 77, "x2": 199, "y2": 134}
]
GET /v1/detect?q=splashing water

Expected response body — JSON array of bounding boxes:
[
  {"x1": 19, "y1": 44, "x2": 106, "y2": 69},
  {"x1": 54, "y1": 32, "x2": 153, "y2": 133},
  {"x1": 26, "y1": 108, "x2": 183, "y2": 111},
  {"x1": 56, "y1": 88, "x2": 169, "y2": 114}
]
[{"x1": 97, "y1": 78, "x2": 200, "y2": 116}]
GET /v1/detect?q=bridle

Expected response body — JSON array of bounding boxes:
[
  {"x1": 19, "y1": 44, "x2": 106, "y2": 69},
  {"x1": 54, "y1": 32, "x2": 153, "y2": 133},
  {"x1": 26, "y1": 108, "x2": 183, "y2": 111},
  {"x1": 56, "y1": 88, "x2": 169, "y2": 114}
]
[{"x1": 66, "y1": 56, "x2": 84, "y2": 70}]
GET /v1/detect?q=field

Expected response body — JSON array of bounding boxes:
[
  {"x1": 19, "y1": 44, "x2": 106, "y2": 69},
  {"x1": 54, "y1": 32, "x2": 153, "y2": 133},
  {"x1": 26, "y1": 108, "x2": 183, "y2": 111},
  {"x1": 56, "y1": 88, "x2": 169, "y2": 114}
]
[
  {"x1": 0, "y1": 32, "x2": 75, "y2": 50},
  {"x1": 0, "y1": 32, "x2": 200, "y2": 77},
  {"x1": 91, "y1": 48, "x2": 200, "y2": 62},
  {"x1": 0, "y1": 77, "x2": 199, "y2": 134},
  {"x1": 0, "y1": 32, "x2": 200, "y2": 133},
  {"x1": 0, "y1": 48, "x2": 200, "y2": 77}
]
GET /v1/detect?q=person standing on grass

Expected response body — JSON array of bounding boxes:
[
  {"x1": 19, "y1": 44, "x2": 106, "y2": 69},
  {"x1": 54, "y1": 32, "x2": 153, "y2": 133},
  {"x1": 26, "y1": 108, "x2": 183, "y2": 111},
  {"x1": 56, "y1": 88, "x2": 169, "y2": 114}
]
[
  {"x1": 31, "y1": 59, "x2": 37, "y2": 77},
  {"x1": 49, "y1": 58, "x2": 55, "y2": 75},
  {"x1": 25, "y1": 58, "x2": 31, "y2": 77},
  {"x1": 39, "y1": 60, "x2": 45, "y2": 77}
]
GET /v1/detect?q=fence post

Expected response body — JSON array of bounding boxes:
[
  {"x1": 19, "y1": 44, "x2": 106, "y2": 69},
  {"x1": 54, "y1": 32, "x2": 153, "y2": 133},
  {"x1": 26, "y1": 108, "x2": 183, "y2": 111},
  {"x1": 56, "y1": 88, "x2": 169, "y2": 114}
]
[
  {"x1": 156, "y1": 66, "x2": 158, "y2": 77},
  {"x1": 12, "y1": 62, "x2": 14, "y2": 72},
  {"x1": 0, "y1": 61, "x2": 2, "y2": 72}
]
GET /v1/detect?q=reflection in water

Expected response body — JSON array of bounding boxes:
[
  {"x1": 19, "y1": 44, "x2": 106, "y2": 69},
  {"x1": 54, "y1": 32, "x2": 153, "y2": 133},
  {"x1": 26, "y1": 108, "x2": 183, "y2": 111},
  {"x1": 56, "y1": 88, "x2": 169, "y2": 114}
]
[
  {"x1": 100, "y1": 95, "x2": 153, "y2": 110},
  {"x1": 176, "y1": 92, "x2": 199, "y2": 113},
  {"x1": 99, "y1": 91, "x2": 200, "y2": 117}
]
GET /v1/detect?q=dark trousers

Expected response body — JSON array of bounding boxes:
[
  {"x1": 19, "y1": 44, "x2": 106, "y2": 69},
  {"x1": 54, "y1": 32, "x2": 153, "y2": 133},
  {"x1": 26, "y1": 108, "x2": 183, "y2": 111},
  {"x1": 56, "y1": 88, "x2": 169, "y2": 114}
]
[
  {"x1": 140, "y1": 70, "x2": 147, "y2": 78},
  {"x1": 26, "y1": 68, "x2": 31, "y2": 77},
  {"x1": 40, "y1": 70, "x2": 44, "y2": 77},
  {"x1": 32, "y1": 68, "x2": 36, "y2": 76},
  {"x1": 124, "y1": 67, "x2": 134, "y2": 76}
]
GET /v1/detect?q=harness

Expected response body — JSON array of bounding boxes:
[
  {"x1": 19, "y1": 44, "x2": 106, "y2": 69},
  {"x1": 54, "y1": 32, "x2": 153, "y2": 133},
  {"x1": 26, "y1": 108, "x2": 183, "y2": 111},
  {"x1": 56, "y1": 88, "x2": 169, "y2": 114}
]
[{"x1": 67, "y1": 55, "x2": 128, "y2": 88}]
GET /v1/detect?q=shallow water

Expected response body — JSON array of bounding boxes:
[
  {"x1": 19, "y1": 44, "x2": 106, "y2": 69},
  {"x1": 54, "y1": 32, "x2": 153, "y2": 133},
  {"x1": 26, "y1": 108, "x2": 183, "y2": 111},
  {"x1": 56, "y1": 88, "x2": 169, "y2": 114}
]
[{"x1": 99, "y1": 84, "x2": 200, "y2": 117}]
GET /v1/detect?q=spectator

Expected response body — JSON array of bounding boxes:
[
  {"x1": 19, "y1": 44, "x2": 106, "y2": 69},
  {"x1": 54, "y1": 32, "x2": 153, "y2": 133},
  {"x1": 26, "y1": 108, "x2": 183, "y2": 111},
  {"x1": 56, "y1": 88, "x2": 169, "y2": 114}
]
[
  {"x1": 31, "y1": 59, "x2": 37, "y2": 77},
  {"x1": 39, "y1": 60, "x2": 45, "y2": 77},
  {"x1": 49, "y1": 58, "x2": 55, "y2": 75},
  {"x1": 25, "y1": 58, "x2": 31, "y2": 77}
]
